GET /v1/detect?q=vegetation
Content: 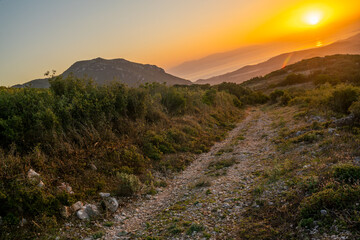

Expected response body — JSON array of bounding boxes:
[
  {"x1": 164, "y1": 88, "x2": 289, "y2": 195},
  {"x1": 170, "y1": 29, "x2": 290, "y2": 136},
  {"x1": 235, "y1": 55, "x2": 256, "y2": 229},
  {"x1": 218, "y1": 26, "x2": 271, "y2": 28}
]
[{"x1": 0, "y1": 75, "x2": 265, "y2": 239}]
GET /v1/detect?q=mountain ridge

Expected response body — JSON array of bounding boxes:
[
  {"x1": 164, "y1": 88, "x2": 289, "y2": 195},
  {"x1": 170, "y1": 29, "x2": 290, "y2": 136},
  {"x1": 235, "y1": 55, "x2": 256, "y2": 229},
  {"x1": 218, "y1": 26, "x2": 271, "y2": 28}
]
[
  {"x1": 13, "y1": 57, "x2": 191, "y2": 88},
  {"x1": 195, "y1": 33, "x2": 360, "y2": 85}
]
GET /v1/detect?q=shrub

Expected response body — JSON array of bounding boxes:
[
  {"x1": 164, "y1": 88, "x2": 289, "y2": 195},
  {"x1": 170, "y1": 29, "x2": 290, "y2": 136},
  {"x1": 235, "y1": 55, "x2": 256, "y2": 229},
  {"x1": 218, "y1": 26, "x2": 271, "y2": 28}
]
[
  {"x1": 349, "y1": 101, "x2": 360, "y2": 119},
  {"x1": 328, "y1": 85, "x2": 359, "y2": 113},
  {"x1": 202, "y1": 89, "x2": 217, "y2": 105},
  {"x1": 333, "y1": 164, "x2": 360, "y2": 184},
  {"x1": 269, "y1": 90, "x2": 284, "y2": 103},
  {"x1": 186, "y1": 223, "x2": 205, "y2": 235},
  {"x1": 280, "y1": 92, "x2": 291, "y2": 106},
  {"x1": 116, "y1": 172, "x2": 142, "y2": 196},
  {"x1": 161, "y1": 88, "x2": 186, "y2": 114},
  {"x1": 300, "y1": 186, "x2": 360, "y2": 218}
]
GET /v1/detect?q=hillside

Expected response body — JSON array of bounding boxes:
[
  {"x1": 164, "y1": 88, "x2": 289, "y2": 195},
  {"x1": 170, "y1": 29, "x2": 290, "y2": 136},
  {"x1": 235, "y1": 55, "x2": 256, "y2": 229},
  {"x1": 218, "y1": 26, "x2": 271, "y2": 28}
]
[
  {"x1": 242, "y1": 54, "x2": 360, "y2": 91},
  {"x1": 13, "y1": 58, "x2": 191, "y2": 88},
  {"x1": 167, "y1": 43, "x2": 293, "y2": 80},
  {"x1": 196, "y1": 33, "x2": 360, "y2": 85}
]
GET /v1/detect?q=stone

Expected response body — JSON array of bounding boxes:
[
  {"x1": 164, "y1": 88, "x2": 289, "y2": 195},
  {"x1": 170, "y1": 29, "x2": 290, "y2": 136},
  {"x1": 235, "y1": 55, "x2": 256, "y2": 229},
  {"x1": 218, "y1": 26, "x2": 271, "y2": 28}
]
[
  {"x1": 27, "y1": 169, "x2": 40, "y2": 179},
  {"x1": 117, "y1": 231, "x2": 128, "y2": 237},
  {"x1": 328, "y1": 128, "x2": 336, "y2": 134},
  {"x1": 76, "y1": 208, "x2": 89, "y2": 220},
  {"x1": 295, "y1": 131, "x2": 304, "y2": 136},
  {"x1": 20, "y1": 218, "x2": 27, "y2": 227},
  {"x1": 334, "y1": 114, "x2": 355, "y2": 127},
  {"x1": 84, "y1": 204, "x2": 100, "y2": 218},
  {"x1": 27, "y1": 169, "x2": 41, "y2": 184},
  {"x1": 320, "y1": 210, "x2": 328, "y2": 216},
  {"x1": 90, "y1": 163, "x2": 97, "y2": 171},
  {"x1": 57, "y1": 182, "x2": 74, "y2": 194},
  {"x1": 104, "y1": 197, "x2": 119, "y2": 213},
  {"x1": 60, "y1": 206, "x2": 71, "y2": 218},
  {"x1": 99, "y1": 192, "x2": 111, "y2": 198},
  {"x1": 71, "y1": 201, "x2": 83, "y2": 212},
  {"x1": 38, "y1": 180, "x2": 45, "y2": 188}
]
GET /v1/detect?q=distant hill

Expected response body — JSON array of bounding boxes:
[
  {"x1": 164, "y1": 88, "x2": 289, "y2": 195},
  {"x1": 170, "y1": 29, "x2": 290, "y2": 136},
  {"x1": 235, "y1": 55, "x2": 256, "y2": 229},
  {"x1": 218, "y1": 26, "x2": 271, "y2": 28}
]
[
  {"x1": 167, "y1": 43, "x2": 292, "y2": 81},
  {"x1": 13, "y1": 58, "x2": 191, "y2": 88},
  {"x1": 196, "y1": 33, "x2": 360, "y2": 85},
  {"x1": 241, "y1": 54, "x2": 360, "y2": 91}
]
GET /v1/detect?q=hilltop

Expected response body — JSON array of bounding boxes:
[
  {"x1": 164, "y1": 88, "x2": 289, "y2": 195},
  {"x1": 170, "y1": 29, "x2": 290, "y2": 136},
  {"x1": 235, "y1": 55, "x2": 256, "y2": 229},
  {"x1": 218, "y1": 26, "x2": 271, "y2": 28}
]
[{"x1": 13, "y1": 58, "x2": 191, "y2": 88}]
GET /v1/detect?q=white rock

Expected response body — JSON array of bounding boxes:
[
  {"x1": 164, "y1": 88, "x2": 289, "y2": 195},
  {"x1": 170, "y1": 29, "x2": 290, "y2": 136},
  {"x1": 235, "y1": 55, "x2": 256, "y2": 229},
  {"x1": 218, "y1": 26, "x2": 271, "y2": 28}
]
[
  {"x1": 104, "y1": 197, "x2": 119, "y2": 212},
  {"x1": 76, "y1": 208, "x2": 89, "y2": 220},
  {"x1": 71, "y1": 201, "x2": 83, "y2": 212},
  {"x1": 320, "y1": 209, "x2": 328, "y2": 216},
  {"x1": 90, "y1": 163, "x2": 97, "y2": 171},
  {"x1": 38, "y1": 180, "x2": 45, "y2": 188},
  {"x1": 99, "y1": 192, "x2": 111, "y2": 198},
  {"x1": 27, "y1": 169, "x2": 40, "y2": 179},
  {"x1": 27, "y1": 169, "x2": 40, "y2": 184}
]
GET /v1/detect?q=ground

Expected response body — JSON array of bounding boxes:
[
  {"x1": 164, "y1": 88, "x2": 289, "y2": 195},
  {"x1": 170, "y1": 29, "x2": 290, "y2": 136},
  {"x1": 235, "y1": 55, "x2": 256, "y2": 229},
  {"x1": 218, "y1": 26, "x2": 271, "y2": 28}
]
[{"x1": 59, "y1": 105, "x2": 359, "y2": 240}]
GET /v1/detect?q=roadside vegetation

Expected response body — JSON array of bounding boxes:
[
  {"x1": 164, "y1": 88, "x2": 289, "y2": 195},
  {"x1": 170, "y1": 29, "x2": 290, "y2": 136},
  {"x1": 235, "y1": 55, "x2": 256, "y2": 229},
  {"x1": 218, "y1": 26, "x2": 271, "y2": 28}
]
[
  {"x1": 237, "y1": 56, "x2": 360, "y2": 239},
  {"x1": 0, "y1": 75, "x2": 266, "y2": 239}
]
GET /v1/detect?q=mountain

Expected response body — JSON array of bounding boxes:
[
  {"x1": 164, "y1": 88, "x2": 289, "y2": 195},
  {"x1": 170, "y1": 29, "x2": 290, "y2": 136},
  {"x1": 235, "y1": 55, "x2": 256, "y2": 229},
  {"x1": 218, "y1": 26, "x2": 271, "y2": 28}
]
[
  {"x1": 167, "y1": 43, "x2": 295, "y2": 81},
  {"x1": 13, "y1": 58, "x2": 191, "y2": 88},
  {"x1": 196, "y1": 33, "x2": 360, "y2": 85},
  {"x1": 241, "y1": 54, "x2": 360, "y2": 91}
]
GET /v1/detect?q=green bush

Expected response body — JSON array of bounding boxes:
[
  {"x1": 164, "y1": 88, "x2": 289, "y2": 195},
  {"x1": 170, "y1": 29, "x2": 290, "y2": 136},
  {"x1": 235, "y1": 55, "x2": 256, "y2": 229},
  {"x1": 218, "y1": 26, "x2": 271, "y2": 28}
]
[
  {"x1": 280, "y1": 92, "x2": 291, "y2": 106},
  {"x1": 349, "y1": 101, "x2": 360, "y2": 119},
  {"x1": 328, "y1": 85, "x2": 359, "y2": 113},
  {"x1": 269, "y1": 90, "x2": 284, "y2": 103},
  {"x1": 161, "y1": 87, "x2": 186, "y2": 114},
  {"x1": 202, "y1": 89, "x2": 217, "y2": 105},
  {"x1": 300, "y1": 186, "x2": 360, "y2": 218},
  {"x1": 333, "y1": 164, "x2": 360, "y2": 184},
  {"x1": 116, "y1": 172, "x2": 142, "y2": 196}
]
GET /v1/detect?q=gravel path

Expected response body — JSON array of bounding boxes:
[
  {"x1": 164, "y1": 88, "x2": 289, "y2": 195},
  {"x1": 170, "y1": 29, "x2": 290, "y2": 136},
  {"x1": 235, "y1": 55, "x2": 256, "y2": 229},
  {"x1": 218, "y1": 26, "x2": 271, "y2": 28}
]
[{"x1": 104, "y1": 108, "x2": 276, "y2": 239}]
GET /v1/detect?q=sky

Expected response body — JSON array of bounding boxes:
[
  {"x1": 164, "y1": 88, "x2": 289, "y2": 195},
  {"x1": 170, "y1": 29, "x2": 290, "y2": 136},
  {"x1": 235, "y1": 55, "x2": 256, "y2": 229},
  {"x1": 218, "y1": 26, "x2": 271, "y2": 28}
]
[{"x1": 0, "y1": 0, "x2": 360, "y2": 86}]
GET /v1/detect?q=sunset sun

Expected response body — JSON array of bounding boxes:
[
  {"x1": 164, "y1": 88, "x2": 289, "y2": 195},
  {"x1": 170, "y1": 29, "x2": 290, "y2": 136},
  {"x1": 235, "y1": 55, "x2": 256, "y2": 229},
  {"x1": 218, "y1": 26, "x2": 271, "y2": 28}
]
[{"x1": 304, "y1": 10, "x2": 323, "y2": 25}]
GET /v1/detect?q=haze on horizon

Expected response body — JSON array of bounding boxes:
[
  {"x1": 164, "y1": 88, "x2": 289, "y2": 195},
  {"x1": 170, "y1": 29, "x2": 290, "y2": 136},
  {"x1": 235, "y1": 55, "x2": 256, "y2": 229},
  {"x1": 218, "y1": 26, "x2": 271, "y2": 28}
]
[{"x1": 0, "y1": 0, "x2": 360, "y2": 86}]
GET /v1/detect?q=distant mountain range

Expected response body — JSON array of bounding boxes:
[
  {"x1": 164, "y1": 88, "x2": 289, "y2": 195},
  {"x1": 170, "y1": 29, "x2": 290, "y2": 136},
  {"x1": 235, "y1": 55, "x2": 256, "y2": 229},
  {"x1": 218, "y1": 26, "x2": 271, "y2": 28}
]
[
  {"x1": 196, "y1": 33, "x2": 360, "y2": 85},
  {"x1": 13, "y1": 58, "x2": 191, "y2": 88},
  {"x1": 167, "y1": 43, "x2": 296, "y2": 81}
]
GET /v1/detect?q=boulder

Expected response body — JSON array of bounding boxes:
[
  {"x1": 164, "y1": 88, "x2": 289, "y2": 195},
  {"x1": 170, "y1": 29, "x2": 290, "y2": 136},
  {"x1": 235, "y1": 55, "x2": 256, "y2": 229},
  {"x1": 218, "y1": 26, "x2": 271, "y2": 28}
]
[
  {"x1": 71, "y1": 201, "x2": 83, "y2": 212},
  {"x1": 76, "y1": 208, "x2": 89, "y2": 220},
  {"x1": 99, "y1": 192, "x2": 119, "y2": 212},
  {"x1": 84, "y1": 204, "x2": 100, "y2": 218},
  {"x1": 104, "y1": 197, "x2": 119, "y2": 213}
]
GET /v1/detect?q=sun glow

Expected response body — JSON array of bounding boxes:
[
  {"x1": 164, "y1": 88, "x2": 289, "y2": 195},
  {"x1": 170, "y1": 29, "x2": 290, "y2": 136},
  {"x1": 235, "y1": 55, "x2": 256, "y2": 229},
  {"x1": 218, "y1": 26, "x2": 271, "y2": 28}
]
[{"x1": 304, "y1": 10, "x2": 323, "y2": 25}]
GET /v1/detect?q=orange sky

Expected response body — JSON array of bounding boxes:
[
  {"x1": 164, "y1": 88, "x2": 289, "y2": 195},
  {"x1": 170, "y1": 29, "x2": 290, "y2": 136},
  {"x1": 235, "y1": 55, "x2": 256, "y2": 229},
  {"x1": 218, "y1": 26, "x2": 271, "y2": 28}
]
[{"x1": 0, "y1": 0, "x2": 360, "y2": 86}]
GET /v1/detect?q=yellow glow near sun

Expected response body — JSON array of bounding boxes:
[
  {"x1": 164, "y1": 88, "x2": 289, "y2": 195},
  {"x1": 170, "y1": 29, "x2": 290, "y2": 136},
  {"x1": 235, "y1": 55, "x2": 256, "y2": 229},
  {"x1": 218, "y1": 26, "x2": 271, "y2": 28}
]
[{"x1": 304, "y1": 10, "x2": 323, "y2": 25}]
